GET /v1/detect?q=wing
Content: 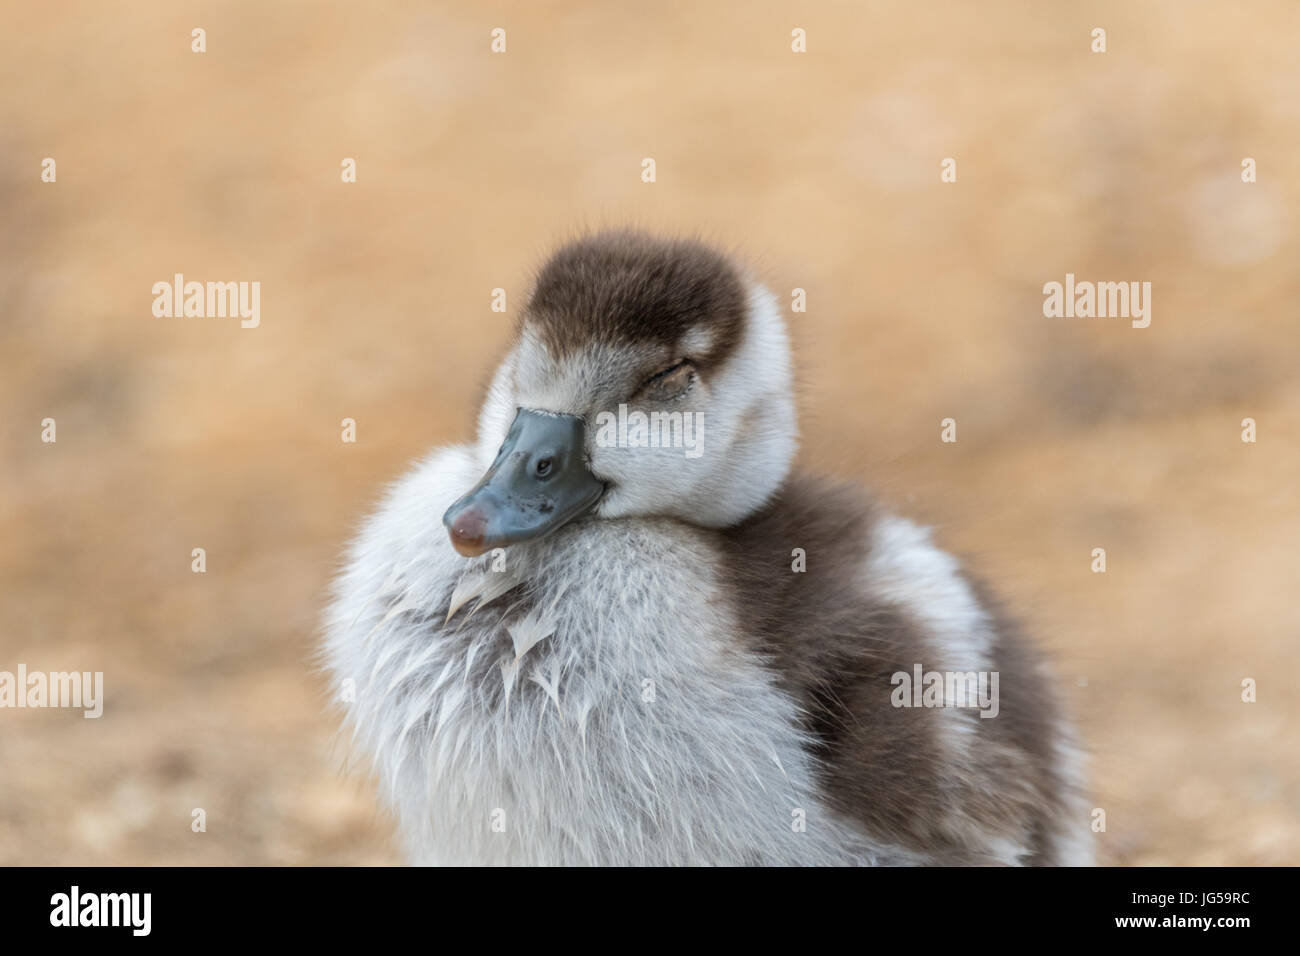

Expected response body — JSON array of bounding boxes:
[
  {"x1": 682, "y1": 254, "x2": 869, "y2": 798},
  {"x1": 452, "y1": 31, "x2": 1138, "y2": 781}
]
[{"x1": 721, "y1": 472, "x2": 1092, "y2": 865}]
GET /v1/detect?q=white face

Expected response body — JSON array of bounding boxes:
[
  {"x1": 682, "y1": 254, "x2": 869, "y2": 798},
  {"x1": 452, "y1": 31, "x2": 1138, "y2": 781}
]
[{"x1": 474, "y1": 282, "x2": 798, "y2": 529}]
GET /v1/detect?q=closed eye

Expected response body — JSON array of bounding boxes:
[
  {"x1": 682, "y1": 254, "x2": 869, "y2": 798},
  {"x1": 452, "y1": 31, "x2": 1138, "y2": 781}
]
[{"x1": 633, "y1": 360, "x2": 695, "y2": 403}]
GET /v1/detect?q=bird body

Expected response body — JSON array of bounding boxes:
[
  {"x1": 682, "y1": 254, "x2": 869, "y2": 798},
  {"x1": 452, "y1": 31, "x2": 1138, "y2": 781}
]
[{"x1": 323, "y1": 232, "x2": 1091, "y2": 865}]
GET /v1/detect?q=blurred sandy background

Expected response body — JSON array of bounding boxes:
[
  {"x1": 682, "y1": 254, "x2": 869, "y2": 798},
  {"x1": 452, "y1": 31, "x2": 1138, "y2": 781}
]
[{"x1": 1, "y1": 1, "x2": 1297, "y2": 865}]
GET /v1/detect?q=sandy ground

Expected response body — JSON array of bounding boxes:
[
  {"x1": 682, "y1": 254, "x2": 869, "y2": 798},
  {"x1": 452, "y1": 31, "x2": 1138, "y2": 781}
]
[{"x1": 1, "y1": 1, "x2": 1297, "y2": 865}]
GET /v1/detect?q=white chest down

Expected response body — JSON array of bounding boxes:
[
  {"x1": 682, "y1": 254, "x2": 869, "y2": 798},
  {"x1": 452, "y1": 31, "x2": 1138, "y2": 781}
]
[{"x1": 325, "y1": 448, "x2": 900, "y2": 866}]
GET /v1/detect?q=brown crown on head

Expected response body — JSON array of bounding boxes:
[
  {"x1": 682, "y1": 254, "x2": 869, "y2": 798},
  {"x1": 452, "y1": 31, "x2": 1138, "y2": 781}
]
[{"x1": 521, "y1": 231, "x2": 748, "y2": 376}]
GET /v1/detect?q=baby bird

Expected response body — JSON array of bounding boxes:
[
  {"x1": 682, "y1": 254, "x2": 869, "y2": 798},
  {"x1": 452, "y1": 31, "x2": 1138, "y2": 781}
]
[{"x1": 323, "y1": 231, "x2": 1092, "y2": 866}]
